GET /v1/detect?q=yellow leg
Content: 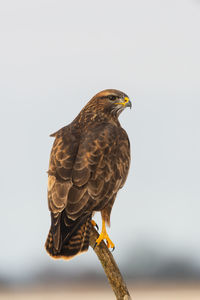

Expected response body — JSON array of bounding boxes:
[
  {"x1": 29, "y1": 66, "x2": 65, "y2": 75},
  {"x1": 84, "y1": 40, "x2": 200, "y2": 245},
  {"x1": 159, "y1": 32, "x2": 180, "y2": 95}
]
[{"x1": 95, "y1": 219, "x2": 115, "y2": 249}]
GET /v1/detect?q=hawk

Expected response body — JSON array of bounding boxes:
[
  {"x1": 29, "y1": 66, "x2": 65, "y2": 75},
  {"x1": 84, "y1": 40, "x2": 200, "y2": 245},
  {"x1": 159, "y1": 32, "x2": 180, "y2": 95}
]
[{"x1": 45, "y1": 89, "x2": 131, "y2": 260}]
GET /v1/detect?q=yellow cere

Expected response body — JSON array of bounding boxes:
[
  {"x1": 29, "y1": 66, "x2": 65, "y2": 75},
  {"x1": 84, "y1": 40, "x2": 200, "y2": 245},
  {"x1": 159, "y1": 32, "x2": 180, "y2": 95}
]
[{"x1": 115, "y1": 96, "x2": 130, "y2": 106}]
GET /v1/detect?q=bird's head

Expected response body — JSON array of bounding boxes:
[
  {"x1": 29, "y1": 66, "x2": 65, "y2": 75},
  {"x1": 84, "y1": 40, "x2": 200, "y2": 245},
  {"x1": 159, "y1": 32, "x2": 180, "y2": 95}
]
[{"x1": 88, "y1": 89, "x2": 132, "y2": 118}]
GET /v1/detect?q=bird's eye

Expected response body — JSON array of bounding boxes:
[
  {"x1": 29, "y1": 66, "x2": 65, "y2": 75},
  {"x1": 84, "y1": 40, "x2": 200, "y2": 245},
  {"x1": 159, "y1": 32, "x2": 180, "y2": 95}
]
[{"x1": 108, "y1": 95, "x2": 116, "y2": 101}]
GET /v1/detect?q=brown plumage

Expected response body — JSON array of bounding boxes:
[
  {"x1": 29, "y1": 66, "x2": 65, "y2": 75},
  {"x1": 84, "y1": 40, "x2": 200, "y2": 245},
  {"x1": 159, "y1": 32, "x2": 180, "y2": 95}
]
[{"x1": 45, "y1": 89, "x2": 131, "y2": 260}]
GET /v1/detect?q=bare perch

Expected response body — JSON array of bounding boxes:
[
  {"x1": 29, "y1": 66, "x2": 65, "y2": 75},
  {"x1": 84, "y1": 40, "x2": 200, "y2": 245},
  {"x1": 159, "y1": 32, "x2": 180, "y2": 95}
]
[{"x1": 89, "y1": 226, "x2": 132, "y2": 300}]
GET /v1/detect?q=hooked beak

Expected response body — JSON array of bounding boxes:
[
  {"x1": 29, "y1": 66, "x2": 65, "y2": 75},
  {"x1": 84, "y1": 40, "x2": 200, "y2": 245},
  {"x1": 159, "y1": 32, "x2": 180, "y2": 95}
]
[
  {"x1": 124, "y1": 97, "x2": 132, "y2": 109},
  {"x1": 125, "y1": 99, "x2": 132, "y2": 109},
  {"x1": 114, "y1": 96, "x2": 132, "y2": 109}
]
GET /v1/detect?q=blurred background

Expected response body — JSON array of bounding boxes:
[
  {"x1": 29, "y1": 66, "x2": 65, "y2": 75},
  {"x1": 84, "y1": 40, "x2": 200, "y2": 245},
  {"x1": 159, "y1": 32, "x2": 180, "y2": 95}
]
[{"x1": 0, "y1": 0, "x2": 200, "y2": 299}]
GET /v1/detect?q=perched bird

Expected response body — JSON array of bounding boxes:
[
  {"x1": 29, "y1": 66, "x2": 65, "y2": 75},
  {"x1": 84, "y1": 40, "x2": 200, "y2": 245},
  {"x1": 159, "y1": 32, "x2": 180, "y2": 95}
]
[{"x1": 45, "y1": 89, "x2": 131, "y2": 260}]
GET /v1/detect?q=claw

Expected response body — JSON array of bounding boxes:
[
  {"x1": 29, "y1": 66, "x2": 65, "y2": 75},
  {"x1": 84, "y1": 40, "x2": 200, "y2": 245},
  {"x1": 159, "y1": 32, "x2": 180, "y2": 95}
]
[
  {"x1": 91, "y1": 220, "x2": 99, "y2": 231},
  {"x1": 95, "y1": 231, "x2": 115, "y2": 250},
  {"x1": 94, "y1": 218, "x2": 115, "y2": 250}
]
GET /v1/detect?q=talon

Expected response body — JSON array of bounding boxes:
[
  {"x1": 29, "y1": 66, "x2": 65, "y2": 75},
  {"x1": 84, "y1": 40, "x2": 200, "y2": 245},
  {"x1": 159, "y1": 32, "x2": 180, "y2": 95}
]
[
  {"x1": 91, "y1": 220, "x2": 99, "y2": 231},
  {"x1": 94, "y1": 242, "x2": 97, "y2": 249},
  {"x1": 95, "y1": 219, "x2": 115, "y2": 250},
  {"x1": 95, "y1": 234, "x2": 104, "y2": 246},
  {"x1": 111, "y1": 246, "x2": 115, "y2": 252}
]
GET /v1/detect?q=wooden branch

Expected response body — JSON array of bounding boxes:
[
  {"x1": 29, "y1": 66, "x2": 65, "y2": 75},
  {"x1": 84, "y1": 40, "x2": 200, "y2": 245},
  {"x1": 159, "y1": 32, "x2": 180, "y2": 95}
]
[{"x1": 89, "y1": 226, "x2": 132, "y2": 300}]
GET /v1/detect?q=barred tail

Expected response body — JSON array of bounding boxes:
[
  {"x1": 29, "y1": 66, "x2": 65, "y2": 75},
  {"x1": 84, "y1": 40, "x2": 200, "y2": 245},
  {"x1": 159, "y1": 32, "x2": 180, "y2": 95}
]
[{"x1": 45, "y1": 213, "x2": 92, "y2": 260}]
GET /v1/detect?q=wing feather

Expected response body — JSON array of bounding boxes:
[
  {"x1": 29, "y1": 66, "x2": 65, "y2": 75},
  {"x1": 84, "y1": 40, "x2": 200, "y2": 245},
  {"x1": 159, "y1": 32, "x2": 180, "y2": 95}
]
[{"x1": 48, "y1": 123, "x2": 130, "y2": 223}]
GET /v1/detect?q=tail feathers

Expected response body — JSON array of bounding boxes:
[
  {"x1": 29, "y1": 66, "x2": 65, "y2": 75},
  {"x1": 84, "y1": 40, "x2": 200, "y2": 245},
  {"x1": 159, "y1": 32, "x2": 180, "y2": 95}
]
[{"x1": 45, "y1": 214, "x2": 92, "y2": 260}]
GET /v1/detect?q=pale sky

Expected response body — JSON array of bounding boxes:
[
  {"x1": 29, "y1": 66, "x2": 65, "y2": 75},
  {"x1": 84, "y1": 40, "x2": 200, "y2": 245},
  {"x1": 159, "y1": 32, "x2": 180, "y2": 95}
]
[{"x1": 0, "y1": 0, "x2": 200, "y2": 280}]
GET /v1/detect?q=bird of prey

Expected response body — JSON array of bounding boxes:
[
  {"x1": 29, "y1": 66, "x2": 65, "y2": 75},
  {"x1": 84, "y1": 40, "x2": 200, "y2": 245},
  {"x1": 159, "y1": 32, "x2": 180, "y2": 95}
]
[{"x1": 45, "y1": 89, "x2": 131, "y2": 260}]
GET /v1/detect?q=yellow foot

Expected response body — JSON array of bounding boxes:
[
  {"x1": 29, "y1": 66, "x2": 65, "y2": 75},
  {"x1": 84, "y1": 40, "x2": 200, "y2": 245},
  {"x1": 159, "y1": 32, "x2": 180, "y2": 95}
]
[
  {"x1": 91, "y1": 220, "x2": 99, "y2": 231},
  {"x1": 95, "y1": 232, "x2": 115, "y2": 250}
]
